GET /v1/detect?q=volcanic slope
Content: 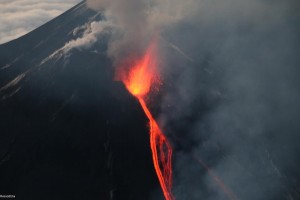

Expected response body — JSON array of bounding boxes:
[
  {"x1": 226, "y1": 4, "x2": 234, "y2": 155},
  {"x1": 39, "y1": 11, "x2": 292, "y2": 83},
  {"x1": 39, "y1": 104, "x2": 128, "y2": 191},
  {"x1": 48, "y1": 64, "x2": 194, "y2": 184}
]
[{"x1": 0, "y1": 1, "x2": 163, "y2": 200}]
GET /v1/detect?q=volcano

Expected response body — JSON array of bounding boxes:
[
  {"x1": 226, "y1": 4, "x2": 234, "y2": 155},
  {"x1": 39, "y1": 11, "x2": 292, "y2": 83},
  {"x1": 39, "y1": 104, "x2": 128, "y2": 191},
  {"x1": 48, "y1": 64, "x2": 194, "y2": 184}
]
[
  {"x1": 0, "y1": 2, "x2": 164, "y2": 199},
  {"x1": 2, "y1": 1, "x2": 300, "y2": 200}
]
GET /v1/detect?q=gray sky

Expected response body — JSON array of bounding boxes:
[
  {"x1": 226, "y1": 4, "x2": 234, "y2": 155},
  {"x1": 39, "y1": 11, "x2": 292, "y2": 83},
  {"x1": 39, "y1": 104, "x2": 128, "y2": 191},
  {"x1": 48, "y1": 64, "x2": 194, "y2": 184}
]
[{"x1": 0, "y1": 0, "x2": 81, "y2": 44}]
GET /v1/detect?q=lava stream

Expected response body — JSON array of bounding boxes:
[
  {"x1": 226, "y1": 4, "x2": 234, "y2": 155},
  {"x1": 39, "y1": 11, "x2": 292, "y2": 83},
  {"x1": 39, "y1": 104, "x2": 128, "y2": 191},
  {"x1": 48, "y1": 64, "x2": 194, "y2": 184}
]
[
  {"x1": 138, "y1": 98, "x2": 174, "y2": 200},
  {"x1": 117, "y1": 39, "x2": 174, "y2": 200}
]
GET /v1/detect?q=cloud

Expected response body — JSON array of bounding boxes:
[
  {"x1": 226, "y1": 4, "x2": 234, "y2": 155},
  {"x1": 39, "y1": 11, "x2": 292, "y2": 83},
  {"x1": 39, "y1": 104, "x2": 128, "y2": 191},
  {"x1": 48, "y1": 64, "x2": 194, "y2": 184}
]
[{"x1": 0, "y1": 0, "x2": 81, "y2": 44}]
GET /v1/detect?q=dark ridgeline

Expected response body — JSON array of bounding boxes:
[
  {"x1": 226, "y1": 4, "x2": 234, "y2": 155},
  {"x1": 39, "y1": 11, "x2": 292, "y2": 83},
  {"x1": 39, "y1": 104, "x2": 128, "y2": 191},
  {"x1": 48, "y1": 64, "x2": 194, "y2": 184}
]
[{"x1": 0, "y1": 2, "x2": 163, "y2": 200}]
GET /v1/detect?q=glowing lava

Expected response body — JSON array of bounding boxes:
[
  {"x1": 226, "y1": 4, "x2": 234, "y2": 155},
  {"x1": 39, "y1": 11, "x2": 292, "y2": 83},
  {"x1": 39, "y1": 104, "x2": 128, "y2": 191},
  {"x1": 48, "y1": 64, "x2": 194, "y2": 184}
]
[{"x1": 117, "y1": 40, "x2": 174, "y2": 200}]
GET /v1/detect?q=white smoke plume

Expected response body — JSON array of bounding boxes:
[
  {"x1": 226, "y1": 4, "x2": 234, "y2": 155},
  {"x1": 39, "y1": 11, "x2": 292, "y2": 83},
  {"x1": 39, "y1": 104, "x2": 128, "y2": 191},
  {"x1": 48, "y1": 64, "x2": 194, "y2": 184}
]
[{"x1": 40, "y1": 20, "x2": 113, "y2": 65}]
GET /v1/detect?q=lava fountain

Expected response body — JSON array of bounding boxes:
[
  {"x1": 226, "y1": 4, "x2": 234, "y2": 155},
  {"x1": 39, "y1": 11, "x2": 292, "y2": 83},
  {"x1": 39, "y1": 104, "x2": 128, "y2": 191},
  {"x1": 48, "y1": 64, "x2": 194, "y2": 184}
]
[{"x1": 117, "y1": 39, "x2": 174, "y2": 200}]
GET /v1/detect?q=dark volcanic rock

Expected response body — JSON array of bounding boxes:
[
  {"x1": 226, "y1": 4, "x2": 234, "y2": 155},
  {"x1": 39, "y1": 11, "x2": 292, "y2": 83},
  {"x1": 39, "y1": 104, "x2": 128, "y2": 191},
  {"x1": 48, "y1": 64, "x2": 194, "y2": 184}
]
[{"x1": 0, "y1": 2, "x2": 162, "y2": 200}]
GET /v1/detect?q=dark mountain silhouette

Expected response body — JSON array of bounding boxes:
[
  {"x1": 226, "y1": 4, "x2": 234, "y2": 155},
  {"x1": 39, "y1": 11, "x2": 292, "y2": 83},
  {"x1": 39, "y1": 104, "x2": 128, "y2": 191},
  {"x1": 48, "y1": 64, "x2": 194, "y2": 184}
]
[{"x1": 0, "y1": 1, "x2": 163, "y2": 200}]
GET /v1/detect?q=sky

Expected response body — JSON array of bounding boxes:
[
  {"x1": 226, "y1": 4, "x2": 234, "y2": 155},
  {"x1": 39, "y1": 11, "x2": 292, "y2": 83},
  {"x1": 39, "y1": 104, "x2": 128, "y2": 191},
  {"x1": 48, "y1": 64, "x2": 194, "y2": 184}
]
[{"x1": 0, "y1": 0, "x2": 81, "y2": 44}]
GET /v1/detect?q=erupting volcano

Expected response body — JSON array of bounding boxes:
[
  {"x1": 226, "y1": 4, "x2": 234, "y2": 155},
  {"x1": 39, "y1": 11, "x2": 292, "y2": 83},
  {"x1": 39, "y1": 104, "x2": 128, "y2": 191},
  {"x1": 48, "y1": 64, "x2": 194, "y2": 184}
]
[{"x1": 117, "y1": 39, "x2": 174, "y2": 200}]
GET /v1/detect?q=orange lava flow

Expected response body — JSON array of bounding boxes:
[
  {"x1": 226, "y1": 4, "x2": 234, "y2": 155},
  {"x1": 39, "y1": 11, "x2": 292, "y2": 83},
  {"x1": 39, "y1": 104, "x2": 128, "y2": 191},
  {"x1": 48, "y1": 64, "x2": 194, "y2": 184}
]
[
  {"x1": 138, "y1": 98, "x2": 174, "y2": 200},
  {"x1": 117, "y1": 40, "x2": 174, "y2": 200}
]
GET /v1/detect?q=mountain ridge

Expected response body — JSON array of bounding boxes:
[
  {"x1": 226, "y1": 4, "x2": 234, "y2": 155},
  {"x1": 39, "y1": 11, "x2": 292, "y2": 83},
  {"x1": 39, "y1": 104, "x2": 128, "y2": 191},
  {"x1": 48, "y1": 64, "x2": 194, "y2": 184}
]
[{"x1": 0, "y1": 1, "x2": 163, "y2": 199}]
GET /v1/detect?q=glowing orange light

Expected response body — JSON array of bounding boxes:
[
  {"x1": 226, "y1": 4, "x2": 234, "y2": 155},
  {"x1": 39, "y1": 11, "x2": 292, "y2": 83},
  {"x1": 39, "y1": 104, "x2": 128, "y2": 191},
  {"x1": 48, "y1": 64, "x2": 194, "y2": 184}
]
[
  {"x1": 121, "y1": 41, "x2": 158, "y2": 97},
  {"x1": 118, "y1": 39, "x2": 174, "y2": 200}
]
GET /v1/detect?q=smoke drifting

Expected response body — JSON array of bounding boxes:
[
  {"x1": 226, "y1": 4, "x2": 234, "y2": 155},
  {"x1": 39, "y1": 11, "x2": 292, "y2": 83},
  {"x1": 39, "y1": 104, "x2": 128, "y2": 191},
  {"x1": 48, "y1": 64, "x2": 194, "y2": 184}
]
[
  {"x1": 86, "y1": 0, "x2": 300, "y2": 199},
  {"x1": 86, "y1": 0, "x2": 197, "y2": 65}
]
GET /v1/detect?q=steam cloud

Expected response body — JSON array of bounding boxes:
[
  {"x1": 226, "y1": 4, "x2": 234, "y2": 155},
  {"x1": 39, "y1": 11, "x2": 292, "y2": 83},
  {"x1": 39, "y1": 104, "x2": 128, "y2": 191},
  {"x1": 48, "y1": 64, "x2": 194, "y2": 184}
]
[{"x1": 86, "y1": 0, "x2": 300, "y2": 199}]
